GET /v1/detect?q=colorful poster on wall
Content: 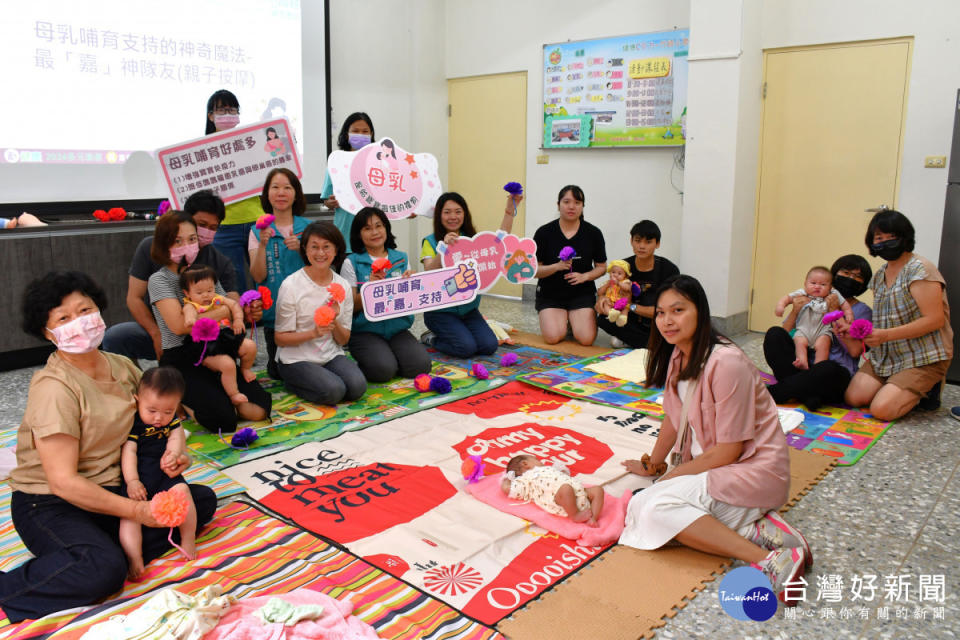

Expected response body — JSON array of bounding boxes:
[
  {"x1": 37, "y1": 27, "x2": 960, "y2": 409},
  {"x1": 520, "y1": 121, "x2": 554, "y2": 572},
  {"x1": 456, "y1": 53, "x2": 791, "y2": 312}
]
[
  {"x1": 359, "y1": 262, "x2": 480, "y2": 322},
  {"x1": 327, "y1": 137, "x2": 443, "y2": 219},
  {"x1": 438, "y1": 231, "x2": 538, "y2": 292},
  {"x1": 157, "y1": 118, "x2": 301, "y2": 208},
  {"x1": 542, "y1": 29, "x2": 689, "y2": 148}
]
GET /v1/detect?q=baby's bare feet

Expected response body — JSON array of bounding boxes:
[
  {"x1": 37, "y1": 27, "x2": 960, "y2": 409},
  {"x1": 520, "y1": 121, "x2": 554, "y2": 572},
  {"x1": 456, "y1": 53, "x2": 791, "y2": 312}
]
[
  {"x1": 179, "y1": 538, "x2": 198, "y2": 561},
  {"x1": 127, "y1": 556, "x2": 145, "y2": 581},
  {"x1": 241, "y1": 368, "x2": 257, "y2": 383},
  {"x1": 230, "y1": 392, "x2": 249, "y2": 405},
  {"x1": 572, "y1": 509, "x2": 592, "y2": 523},
  {"x1": 586, "y1": 517, "x2": 599, "y2": 528},
  {"x1": 792, "y1": 356, "x2": 809, "y2": 370}
]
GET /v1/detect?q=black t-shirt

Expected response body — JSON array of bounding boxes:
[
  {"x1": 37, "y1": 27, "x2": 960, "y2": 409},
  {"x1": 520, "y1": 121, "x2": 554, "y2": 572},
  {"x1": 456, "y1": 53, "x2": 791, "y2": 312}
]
[
  {"x1": 534, "y1": 219, "x2": 607, "y2": 301},
  {"x1": 129, "y1": 236, "x2": 238, "y2": 301},
  {"x1": 626, "y1": 254, "x2": 680, "y2": 333}
]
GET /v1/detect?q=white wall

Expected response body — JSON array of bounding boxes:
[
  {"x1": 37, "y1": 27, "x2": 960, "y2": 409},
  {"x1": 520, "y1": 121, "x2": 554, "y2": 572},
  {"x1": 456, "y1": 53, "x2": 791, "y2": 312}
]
[
  {"x1": 682, "y1": 0, "x2": 960, "y2": 321},
  {"x1": 444, "y1": 0, "x2": 690, "y2": 265},
  {"x1": 759, "y1": 0, "x2": 960, "y2": 264},
  {"x1": 325, "y1": 0, "x2": 448, "y2": 260}
]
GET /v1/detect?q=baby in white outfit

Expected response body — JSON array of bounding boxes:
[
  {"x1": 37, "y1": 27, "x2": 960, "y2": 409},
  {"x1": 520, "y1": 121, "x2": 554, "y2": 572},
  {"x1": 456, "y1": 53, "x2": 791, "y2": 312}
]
[{"x1": 501, "y1": 454, "x2": 604, "y2": 527}]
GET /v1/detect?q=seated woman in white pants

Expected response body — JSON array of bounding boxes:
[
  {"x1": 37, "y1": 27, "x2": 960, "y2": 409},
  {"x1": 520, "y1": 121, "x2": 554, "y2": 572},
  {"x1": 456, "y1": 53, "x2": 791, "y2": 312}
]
[{"x1": 618, "y1": 275, "x2": 810, "y2": 606}]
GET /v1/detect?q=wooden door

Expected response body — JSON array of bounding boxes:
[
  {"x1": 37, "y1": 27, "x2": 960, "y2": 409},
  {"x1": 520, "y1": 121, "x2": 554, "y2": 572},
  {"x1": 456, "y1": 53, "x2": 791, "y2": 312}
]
[
  {"x1": 448, "y1": 72, "x2": 527, "y2": 297},
  {"x1": 750, "y1": 39, "x2": 911, "y2": 330}
]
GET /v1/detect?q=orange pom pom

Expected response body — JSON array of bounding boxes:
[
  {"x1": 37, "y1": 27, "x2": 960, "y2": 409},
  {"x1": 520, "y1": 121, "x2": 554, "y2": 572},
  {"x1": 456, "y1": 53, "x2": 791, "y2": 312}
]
[
  {"x1": 257, "y1": 286, "x2": 273, "y2": 310},
  {"x1": 314, "y1": 306, "x2": 336, "y2": 326},
  {"x1": 327, "y1": 283, "x2": 346, "y2": 303},
  {"x1": 150, "y1": 489, "x2": 189, "y2": 527}
]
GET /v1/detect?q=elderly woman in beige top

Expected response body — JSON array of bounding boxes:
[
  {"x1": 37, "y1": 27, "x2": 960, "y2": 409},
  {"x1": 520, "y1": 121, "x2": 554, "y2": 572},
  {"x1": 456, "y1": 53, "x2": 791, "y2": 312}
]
[
  {"x1": 618, "y1": 275, "x2": 807, "y2": 606},
  {"x1": 0, "y1": 271, "x2": 216, "y2": 623}
]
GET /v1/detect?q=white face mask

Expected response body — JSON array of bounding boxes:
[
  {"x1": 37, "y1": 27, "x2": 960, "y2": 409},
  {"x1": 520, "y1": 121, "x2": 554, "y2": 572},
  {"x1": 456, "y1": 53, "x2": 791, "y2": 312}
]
[{"x1": 46, "y1": 311, "x2": 106, "y2": 353}]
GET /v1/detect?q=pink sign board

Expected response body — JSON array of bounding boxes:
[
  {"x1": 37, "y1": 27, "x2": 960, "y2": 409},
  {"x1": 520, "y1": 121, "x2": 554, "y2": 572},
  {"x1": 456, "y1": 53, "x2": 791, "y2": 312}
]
[
  {"x1": 360, "y1": 262, "x2": 480, "y2": 322},
  {"x1": 439, "y1": 231, "x2": 538, "y2": 292},
  {"x1": 157, "y1": 118, "x2": 301, "y2": 209},
  {"x1": 327, "y1": 137, "x2": 442, "y2": 219}
]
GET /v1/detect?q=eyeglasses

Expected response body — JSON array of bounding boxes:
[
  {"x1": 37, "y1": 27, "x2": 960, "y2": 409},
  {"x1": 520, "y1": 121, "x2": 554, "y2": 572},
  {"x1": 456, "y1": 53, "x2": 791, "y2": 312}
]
[{"x1": 213, "y1": 108, "x2": 240, "y2": 116}]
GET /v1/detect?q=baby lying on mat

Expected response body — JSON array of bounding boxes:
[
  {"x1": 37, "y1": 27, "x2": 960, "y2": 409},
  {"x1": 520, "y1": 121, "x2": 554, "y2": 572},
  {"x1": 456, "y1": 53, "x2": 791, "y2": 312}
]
[{"x1": 501, "y1": 454, "x2": 604, "y2": 527}]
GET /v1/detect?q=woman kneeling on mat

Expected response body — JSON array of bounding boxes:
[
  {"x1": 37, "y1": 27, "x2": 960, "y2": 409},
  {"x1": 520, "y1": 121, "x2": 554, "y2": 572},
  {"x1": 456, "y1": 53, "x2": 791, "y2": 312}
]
[{"x1": 618, "y1": 275, "x2": 810, "y2": 606}]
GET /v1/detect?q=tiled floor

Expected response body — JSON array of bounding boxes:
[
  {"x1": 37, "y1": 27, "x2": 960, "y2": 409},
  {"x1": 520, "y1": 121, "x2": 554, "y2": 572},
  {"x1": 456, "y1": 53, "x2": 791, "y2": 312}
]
[{"x1": 2, "y1": 295, "x2": 957, "y2": 638}]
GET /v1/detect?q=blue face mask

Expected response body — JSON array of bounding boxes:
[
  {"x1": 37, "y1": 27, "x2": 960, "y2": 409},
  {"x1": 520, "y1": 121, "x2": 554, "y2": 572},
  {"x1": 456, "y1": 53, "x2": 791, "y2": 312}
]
[{"x1": 348, "y1": 133, "x2": 371, "y2": 150}]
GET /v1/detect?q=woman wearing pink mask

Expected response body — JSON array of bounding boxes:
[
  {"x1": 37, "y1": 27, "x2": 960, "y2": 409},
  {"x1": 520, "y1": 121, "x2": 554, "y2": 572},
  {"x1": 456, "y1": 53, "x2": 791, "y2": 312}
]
[
  {"x1": 0, "y1": 271, "x2": 217, "y2": 622},
  {"x1": 148, "y1": 211, "x2": 271, "y2": 432},
  {"x1": 205, "y1": 89, "x2": 266, "y2": 290},
  {"x1": 102, "y1": 189, "x2": 255, "y2": 366}
]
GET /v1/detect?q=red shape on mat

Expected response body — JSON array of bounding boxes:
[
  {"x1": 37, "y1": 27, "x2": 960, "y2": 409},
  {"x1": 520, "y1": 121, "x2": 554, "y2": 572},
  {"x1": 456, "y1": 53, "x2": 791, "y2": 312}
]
[
  {"x1": 259, "y1": 462, "x2": 457, "y2": 543},
  {"x1": 365, "y1": 553, "x2": 411, "y2": 576},
  {"x1": 452, "y1": 423, "x2": 613, "y2": 476},
  {"x1": 460, "y1": 534, "x2": 609, "y2": 625},
  {"x1": 439, "y1": 381, "x2": 568, "y2": 419}
]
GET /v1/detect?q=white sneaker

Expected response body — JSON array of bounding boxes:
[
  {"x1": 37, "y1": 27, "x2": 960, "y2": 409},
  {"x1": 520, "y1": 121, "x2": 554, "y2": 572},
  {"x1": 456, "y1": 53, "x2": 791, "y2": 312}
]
[
  {"x1": 419, "y1": 331, "x2": 436, "y2": 347},
  {"x1": 610, "y1": 336, "x2": 627, "y2": 349},
  {"x1": 746, "y1": 511, "x2": 813, "y2": 568},
  {"x1": 751, "y1": 546, "x2": 807, "y2": 607}
]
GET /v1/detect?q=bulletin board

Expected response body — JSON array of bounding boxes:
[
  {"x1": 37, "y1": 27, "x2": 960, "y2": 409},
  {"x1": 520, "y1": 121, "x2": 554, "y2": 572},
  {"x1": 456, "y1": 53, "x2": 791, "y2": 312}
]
[{"x1": 542, "y1": 29, "x2": 689, "y2": 148}]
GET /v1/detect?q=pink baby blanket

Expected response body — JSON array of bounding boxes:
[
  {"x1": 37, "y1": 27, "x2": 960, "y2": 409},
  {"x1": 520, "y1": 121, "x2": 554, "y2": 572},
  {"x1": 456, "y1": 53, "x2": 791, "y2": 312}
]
[{"x1": 465, "y1": 475, "x2": 632, "y2": 546}]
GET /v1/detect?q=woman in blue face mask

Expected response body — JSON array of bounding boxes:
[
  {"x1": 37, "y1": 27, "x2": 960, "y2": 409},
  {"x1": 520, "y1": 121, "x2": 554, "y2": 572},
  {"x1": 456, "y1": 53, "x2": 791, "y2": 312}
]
[
  {"x1": 844, "y1": 210, "x2": 952, "y2": 420},
  {"x1": 322, "y1": 112, "x2": 375, "y2": 253}
]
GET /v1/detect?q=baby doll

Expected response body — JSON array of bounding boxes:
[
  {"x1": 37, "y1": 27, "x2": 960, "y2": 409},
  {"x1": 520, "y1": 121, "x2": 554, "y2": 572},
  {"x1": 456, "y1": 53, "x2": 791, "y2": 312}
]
[
  {"x1": 501, "y1": 454, "x2": 604, "y2": 527},
  {"x1": 597, "y1": 259, "x2": 633, "y2": 327},
  {"x1": 775, "y1": 265, "x2": 854, "y2": 370},
  {"x1": 119, "y1": 367, "x2": 198, "y2": 580},
  {"x1": 179, "y1": 265, "x2": 258, "y2": 405}
]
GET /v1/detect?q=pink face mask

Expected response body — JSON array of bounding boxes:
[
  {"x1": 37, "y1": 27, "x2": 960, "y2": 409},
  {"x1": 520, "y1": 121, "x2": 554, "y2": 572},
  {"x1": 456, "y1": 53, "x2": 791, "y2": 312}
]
[
  {"x1": 196, "y1": 227, "x2": 217, "y2": 247},
  {"x1": 170, "y1": 243, "x2": 200, "y2": 265},
  {"x1": 47, "y1": 311, "x2": 106, "y2": 354},
  {"x1": 214, "y1": 114, "x2": 240, "y2": 130}
]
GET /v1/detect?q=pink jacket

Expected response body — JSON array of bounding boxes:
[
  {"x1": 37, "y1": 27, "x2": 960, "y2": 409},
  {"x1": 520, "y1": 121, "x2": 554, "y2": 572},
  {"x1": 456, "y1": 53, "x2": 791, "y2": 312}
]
[{"x1": 662, "y1": 344, "x2": 790, "y2": 510}]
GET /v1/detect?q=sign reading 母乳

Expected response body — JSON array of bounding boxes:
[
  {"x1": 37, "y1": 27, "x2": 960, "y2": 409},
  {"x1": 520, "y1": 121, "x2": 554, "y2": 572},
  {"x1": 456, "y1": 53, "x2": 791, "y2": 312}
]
[
  {"x1": 439, "y1": 231, "x2": 537, "y2": 292},
  {"x1": 157, "y1": 118, "x2": 301, "y2": 209},
  {"x1": 359, "y1": 262, "x2": 480, "y2": 322},
  {"x1": 327, "y1": 137, "x2": 442, "y2": 219}
]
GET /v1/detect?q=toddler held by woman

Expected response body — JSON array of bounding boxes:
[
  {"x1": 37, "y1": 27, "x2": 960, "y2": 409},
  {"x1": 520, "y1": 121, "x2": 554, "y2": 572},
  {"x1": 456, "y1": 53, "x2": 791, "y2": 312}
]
[
  {"x1": 180, "y1": 265, "x2": 257, "y2": 404},
  {"x1": 775, "y1": 265, "x2": 854, "y2": 369}
]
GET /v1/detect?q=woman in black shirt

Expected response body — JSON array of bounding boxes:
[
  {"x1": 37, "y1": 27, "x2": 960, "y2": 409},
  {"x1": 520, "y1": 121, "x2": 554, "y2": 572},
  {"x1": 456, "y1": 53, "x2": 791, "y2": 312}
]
[{"x1": 533, "y1": 185, "x2": 607, "y2": 345}]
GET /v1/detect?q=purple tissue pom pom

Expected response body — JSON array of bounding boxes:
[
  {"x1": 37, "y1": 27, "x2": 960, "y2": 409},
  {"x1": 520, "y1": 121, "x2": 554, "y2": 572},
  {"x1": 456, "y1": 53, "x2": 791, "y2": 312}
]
[
  {"x1": 631, "y1": 282, "x2": 642, "y2": 297},
  {"x1": 558, "y1": 246, "x2": 576, "y2": 261},
  {"x1": 231, "y1": 427, "x2": 259, "y2": 448},
  {"x1": 500, "y1": 352, "x2": 519, "y2": 367},
  {"x1": 503, "y1": 181, "x2": 524, "y2": 195},
  {"x1": 191, "y1": 317, "x2": 221, "y2": 342},
  {"x1": 472, "y1": 363, "x2": 490, "y2": 380},
  {"x1": 429, "y1": 377, "x2": 452, "y2": 394},
  {"x1": 239, "y1": 290, "x2": 262, "y2": 306}
]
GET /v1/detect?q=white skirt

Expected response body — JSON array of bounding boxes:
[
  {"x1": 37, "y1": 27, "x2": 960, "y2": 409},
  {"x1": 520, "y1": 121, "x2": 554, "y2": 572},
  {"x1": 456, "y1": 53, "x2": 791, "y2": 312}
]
[{"x1": 618, "y1": 472, "x2": 766, "y2": 550}]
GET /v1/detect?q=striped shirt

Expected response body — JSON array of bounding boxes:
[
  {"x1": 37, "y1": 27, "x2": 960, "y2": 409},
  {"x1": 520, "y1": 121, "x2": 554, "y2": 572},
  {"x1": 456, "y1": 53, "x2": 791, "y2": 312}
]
[
  {"x1": 868, "y1": 255, "x2": 952, "y2": 377},
  {"x1": 148, "y1": 267, "x2": 227, "y2": 351}
]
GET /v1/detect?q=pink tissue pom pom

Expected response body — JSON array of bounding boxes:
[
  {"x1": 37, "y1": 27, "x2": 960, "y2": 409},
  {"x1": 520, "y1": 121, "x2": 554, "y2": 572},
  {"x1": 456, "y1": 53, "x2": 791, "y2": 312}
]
[
  {"x1": 849, "y1": 318, "x2": 873, "y2": 339},
  {"x1": 255, "y1": 214, "x2": 275, "y2": 230},
  {"x1": 822, "y1": 310, "x2": 844, "y2": 325},
  {"x1": 614, "y1": 298, "x2": 628, "y2": 311},
  {"x1": 414, "y1": 373, "x2": 432, "y2": 392},
  {"x1": 151, "y1": 489, "x2": 189, "y2": 527},
  {"x1": 191, "y1": 317, "x2": 220, "y2": 342},
  {"x1": 327, "y1": 283, "x2": 346, "y2": 303},
  {"x1": 500, "y1": 352, "x2": 519, "y2": 367},
  {"x1": 471, "y1": 363, "x2": 490, "y2": 380}
]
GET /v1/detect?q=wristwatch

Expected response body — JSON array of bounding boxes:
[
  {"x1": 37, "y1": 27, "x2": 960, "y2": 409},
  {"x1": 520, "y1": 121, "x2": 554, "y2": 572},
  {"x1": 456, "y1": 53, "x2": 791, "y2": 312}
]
[{"x1": 629, "y1": 304, "x2": 637, "y2": 313}]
